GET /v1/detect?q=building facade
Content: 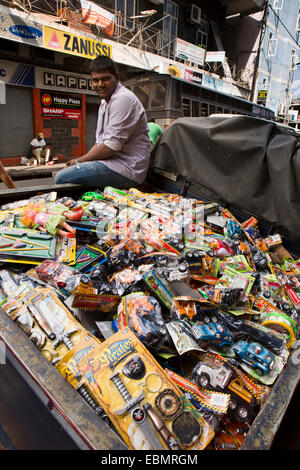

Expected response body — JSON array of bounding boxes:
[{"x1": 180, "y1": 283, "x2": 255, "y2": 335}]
[
  {"x1": 224, "y1": 0, "x2": 300, "y2": 117},
  {"x1": 0, "y1": 0, "x2": 292, "y2": 163}
]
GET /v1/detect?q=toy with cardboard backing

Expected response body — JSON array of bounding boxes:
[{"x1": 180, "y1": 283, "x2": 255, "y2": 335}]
[
  {"x1": 2, "y1": 287, "x2": 87, "y2": 364},
  {"x1": 0, "y1": 226, "x2": 57, "y2": 261},
  {"x1": 55, "y1": 333, "x2": 108, "y2": 417},
  {"x1": 77, "y1": 328, "x2": 215, "y2": 450}
]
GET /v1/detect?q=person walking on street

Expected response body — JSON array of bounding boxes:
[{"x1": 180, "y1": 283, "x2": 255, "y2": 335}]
[{"x1": 54, "y1": 56, "x2": 151, "y2": 189}]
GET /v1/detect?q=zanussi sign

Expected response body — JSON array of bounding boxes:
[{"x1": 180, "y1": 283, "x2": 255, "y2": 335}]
[{"x1": 43, "y1": 26, "x2": 112, "y2": 60}]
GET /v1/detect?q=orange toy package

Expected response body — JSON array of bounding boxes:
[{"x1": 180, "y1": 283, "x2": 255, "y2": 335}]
[{"x1": 72, "y1": 328, "x2": 215, "y2": 450}]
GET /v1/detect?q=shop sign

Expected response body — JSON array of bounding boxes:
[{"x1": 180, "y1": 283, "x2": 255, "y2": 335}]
[
  {"x1": 203, "y1": 75, "x2": 224, "y2": 91},
  {"x1": 176, "y1": 39, "x2": 205, "y2": 67},
  {"x1": 43, "y1": 26, "x2": 112, "y2": 60},
  {"x1": 257, "y1": 89, "x2": 268, "y2": 106},
  {"x1": 41, "y1": 91, "x2": 82, "y2": 119},
  {"x1": 0, "y1": 14, "x2": 43, "y2": 46},
  {"x1": 36, "y1": 66, "x2": 94, "y2": 94},
  {"x1": 160, "y1": 63, "x2": 203, "y2": 85},
  {"x1": 206, "y1": 51, "x2": 225, "y2": 63}
]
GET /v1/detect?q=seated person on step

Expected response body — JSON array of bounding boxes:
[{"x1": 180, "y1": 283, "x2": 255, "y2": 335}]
[{"x1": 30, "y1": 132, "x2": 51, "y2": 166}]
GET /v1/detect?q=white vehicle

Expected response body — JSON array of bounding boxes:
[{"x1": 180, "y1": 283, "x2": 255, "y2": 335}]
[{"x1": 192, "y1": 362, "x2": 232, "y2": 389}]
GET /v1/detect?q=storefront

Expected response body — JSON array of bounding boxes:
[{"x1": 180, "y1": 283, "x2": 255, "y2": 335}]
[{"x1": 0, "y1": 58, "x2": 99, "y2": 162}]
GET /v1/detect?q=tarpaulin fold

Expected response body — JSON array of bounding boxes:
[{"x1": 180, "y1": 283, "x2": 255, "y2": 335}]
[{"x1": 151, "y1": 115, "x2": 300, "y2": 242}]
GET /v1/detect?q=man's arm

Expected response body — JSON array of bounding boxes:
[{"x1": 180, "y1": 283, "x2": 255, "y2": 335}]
[{"x1": 66, "y1": 143, "x2": 115, "y2": 167}]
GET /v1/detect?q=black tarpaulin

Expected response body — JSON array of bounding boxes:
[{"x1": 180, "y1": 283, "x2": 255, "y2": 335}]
[{"x1": 151, "y1": 115, "x2": 300, "y2": 243}]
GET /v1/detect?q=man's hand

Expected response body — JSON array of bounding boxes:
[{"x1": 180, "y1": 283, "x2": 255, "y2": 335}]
[{"x1": 66, "y1": 159, "x2": 77, "y2": 167}]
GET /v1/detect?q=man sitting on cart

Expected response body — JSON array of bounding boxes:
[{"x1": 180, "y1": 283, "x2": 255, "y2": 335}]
[{"x1": 54, "y1": 56, "x2": 151, "y2": 189}]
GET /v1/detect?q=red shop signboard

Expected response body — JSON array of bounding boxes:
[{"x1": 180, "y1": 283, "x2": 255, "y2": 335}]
[{"x1": 41, "y1": 92, "x2": 82, "y2": 119}]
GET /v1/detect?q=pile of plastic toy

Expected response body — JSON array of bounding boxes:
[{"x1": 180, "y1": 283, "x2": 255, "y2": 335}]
[{"x1": 0, "y1": 186, "x2": 299, "y2": 450}]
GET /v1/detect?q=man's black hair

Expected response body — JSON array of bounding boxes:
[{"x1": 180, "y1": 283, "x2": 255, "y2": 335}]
[{"x1": 90, "y1": 56, "x2": 117, "y2": 75}]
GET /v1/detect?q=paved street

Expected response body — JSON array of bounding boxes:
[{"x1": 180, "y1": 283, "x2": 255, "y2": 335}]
[{"x1": 0, "y1": 163, "x2": 63, "y2": 190}]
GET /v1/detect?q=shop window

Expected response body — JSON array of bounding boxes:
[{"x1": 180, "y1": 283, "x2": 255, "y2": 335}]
[
  {"x1": 132, "y1": 83, "x2": 150, "y2": 109},
  {"x1": 209, "y1": 104, "x2": 216, "y2": 115},
  {"x1": 192, "y1": 100, "x2": 200, "y2": 117},
  {"x1": 273, "y1": 0, "x2": 284, "y2": 10},
  {"x1": 201, "y1": 102, "x2": 208, "y2": 116},
  {"x1": 290, "y1": 49, "x2": 297, "y2": 71},
  {"x1": 297, "y1": 9, "x2": 300, "y2": 32},
  {"x1": 162, "y1": 0, "x2": 178, "y2": 58},
  {"x1": 175, "y1": 81, "x2": 182, "y2": 109},
  {"x1": 151, "y1": 81, "x2": 167, "y2": 109},
  {"x1": 196, "y1": 19, "x2": 209, "y2": 49},
  {"x1": 267, "y1": 32, "x2": 278, "y2": 57},
  {"x1": 183, "y1": 98, "x2": 191, "y2": 117},
  {"x1": 115, "y1": 0, "x2": 136, "y2": 29}
]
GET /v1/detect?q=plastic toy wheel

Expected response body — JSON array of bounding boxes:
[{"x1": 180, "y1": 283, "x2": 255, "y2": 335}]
[
  {"x1": 254, "y1": 367, "x2": 263, "y2": 377},
  {"x1": 237, "y1": 406, "x2": 249, "y2": 421},
  {"x1": 228, "y1": 398, "x2": 237, "y2": 410},
  {"x1": 197, "y1": 373, "x2": 210, "y2": 388}
]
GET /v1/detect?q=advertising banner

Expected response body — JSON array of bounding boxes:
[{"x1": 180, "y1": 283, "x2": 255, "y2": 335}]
[
  {"x1": 159, "y1": 63, "x2": 203, "y2": 85},
  {"x1": 80, "y1": 1, "x2": 114, "y2": 37},
  {"x1": 43, "y1": 26, "x2": 112, "y2": 60},
  {"x1": 0, "y1": 13, "x2": 43, "y2": 46},
  {"x1": 257, "y1": 89, "x2": 268, "y2": 106},
  {"x1": 0, "y1": 59, "x2": 95, "y2": 94},
  {"x1": 205, "y1": 51, "x2": 225, "y2": 63},
  {"x1": 0, "y1": 59, "x2": 35, "y2": 87},
  {"x1": 176, "y1": 39, "x2": 205, "y2": 66},
  {"x1": 41, "y1": 91, "x2": 82, "y2": 119}
]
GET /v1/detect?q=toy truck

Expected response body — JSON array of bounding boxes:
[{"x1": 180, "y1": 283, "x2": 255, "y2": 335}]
[
  {"x1": 232, "y1": 340, "x2": 275, "y2": 376},
  {"x1": 190, "y1": 361, "x2": 258, "y2": 422},
  {"x1": 192, "y1": 322, "x2": 234, "y2": 349}
]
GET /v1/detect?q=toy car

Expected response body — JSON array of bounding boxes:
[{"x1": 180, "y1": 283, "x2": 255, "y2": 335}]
[
  {"x1": 232, "y1": 340, "x2": 275, "y2": 376},
  {"x1": 190, "y1": 361, "x2": 258, "y2": 422},
  {"x1": 81, "y1": 192, "x2": 105, "y2": 202},
  {"x1": 192, "y1": 322, "x2": 234, "y2": 349}
]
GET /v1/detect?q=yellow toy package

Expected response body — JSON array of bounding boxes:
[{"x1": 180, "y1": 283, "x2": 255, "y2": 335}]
[
  {"x1": 55, "y1": 333, "x2": 105, "y2": 414},
  {"x1": 75, "y1": 328, "x2": 215, "y2": 450}
]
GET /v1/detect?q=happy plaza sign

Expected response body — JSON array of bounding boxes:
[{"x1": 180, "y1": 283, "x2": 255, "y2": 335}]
[{"x1": 43, "y1": 26, "x2": 112, "y2": 59}]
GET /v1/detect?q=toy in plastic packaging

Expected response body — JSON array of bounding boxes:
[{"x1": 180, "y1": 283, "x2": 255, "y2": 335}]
[
  {"x1": 165, "y1": 368, "x2": 230, "y2": 416},
  {"x1": 21, "y1": 202, "x2": 78, "y2": 238},
  {"x1": 73, "y1": 245, "x2": 107, "y2": 272},
  {"x1": 166, "y1": 320, "x2": 203, "y2": 355},
  {"x1": 117, "y1": 293, "x2": 168, "y2": 352},
  {"x1": 231, "y1": 339, "x2": 288, "y2": 385},
  {"x1": 189, "y1": 359, "x2": 259, "y2": 423},
  {"x1": 3, "y1": 287, "x2": 87, "y2": 364},
  {"x1": 75, "y1": 328, "x2": 215, "y2": 450},
  {"x1": 143, "y1": 269, "x2": 177, "y2": 310},
  {"x1": 0, "y1": 270, "x2": 19, "y2": 297},
  {"x1": 109, "y1": 268, "x2": 143, "y2": 296},
  {"x1": 35, "y1": 259, "x2": 78, "y2": 291}
]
